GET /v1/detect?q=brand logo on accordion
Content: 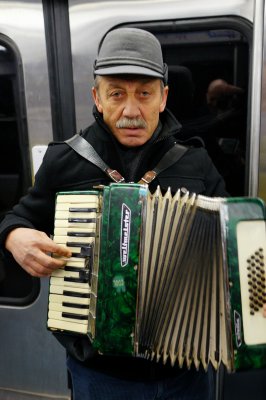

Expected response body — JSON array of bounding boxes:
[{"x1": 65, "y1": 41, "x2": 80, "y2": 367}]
[{"x1": 120, "y1": 203, "x2": 131, "y2": 267}]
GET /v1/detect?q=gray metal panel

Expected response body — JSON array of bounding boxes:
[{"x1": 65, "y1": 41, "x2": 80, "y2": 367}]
[
  {"x1": 249, "y1": 0, "x2": 265, "y2": 197},
  {"x1": 0, "y1": 1, "x2": 70, "y2": 398},
  {"x1": 0, "y1": 1, "x2": 53, "y2": 157},
  {"x1": 258, "y1": 0, "x2": 266, "y2": 200},
  {"x1": 0, "y1": 278, "x2": 70, "y2": 398}
]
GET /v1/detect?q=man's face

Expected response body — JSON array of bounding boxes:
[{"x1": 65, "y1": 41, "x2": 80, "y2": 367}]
[{"x1": 92, "y1": 76, "x2": 168, "y2": 147}]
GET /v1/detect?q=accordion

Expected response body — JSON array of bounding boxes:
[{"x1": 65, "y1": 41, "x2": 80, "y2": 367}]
[{"x1": 47, "y1": 183, "x2": 266, "y2": 372}]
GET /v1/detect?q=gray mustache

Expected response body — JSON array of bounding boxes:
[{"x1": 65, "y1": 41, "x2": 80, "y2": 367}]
[{"x1": 116, "y1": 117, "x2": 147, "y2": 129}]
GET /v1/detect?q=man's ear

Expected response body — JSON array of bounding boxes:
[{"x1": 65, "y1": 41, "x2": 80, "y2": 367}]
[
  {"x1": 159, "y1": 85, "x2": 169, "y2": 113},
  {"x1": 92, "y1": 87, "x2": 103, "y2": 113}
]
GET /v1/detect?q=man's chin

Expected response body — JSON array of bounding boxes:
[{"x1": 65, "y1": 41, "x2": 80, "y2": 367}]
[
  {"x1": 120, "y1": 137, "x2": 147, "y2": 148},
  {"x1": 116, "y1": 130, "x2": 151, "y2": 147}
]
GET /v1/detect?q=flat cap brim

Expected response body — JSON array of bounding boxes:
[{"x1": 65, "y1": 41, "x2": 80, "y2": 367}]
[{"x1": 94, "y1": 65, "x2": 164, "y2": 79}]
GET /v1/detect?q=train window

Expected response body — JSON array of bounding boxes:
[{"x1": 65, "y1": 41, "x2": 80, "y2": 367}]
[
  {"x1": 0, "y1": 38, "x2": 39, "y2": 306},
  {"x1": 129, "y1": 19, "x2": 250, "y2": 196},
  {"x1": 164, "y1": 29, "x2": 248, "y2": 196}
]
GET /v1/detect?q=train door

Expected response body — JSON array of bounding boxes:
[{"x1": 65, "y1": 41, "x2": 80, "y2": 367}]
[{"x1": 0, "y1": 2, "x2": 71, "y2": 399}]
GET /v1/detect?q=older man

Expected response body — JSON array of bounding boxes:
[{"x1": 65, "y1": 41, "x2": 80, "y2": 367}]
[{"x1": 0, "y1": 28, "x2": 228, "y2": 399}]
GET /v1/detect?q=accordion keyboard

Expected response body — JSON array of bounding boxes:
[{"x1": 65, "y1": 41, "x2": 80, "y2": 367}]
[{"x1": 47, "y1": 193, "x2": 99, "y2": 335}]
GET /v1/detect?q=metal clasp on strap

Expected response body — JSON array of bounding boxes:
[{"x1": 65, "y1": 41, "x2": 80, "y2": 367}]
[
  {"x1": 106, "y1": 168, "x2": 125, "y2": 183},
  {"x1": 138, "y1": 170, "x2": 157, "y2": 185}
]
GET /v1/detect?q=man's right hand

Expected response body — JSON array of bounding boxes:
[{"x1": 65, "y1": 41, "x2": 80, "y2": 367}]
[{"x1": 5, "y1": 227, "x2": 72, "y2": 277}]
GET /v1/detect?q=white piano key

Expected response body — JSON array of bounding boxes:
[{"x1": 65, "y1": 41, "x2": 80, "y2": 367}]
[
  {"x1": 51, "y1": 269, "x2": 81, "y2": 279},
  {"x1": 55, "y1": 211, "x2": 97, "y2": 219},
  {"x1": 52, "y1": 258, "x2": 88, "y2": 267},
  {"x1": 56, "y1": 202, "x2": 98, "y2": 210},
  {"x1": 50, "y1": 276, "x2": 90, "y2": 289},
  {"x1": 54, "y1": 220, "x2": 96, "y2": 228},
  {"x1": 54, "y1": 227, "x2": 96, "y2": 235},
  {"x1": 47, "y1": 318, "x2": 88, "y2": 334},
  {"x1": 61, "y1": 246, "x2": 93, "y2": 256},
  {"x1": 49, "y1": 303, "x2": 89, "y2": 315},
  {"x1": 49, "y1": 293, "x2": 90, "y2": 305},
  {"x1": 60, "y1": 203, "x2": 98, "y2": 210},
  {"x1": 49, "y1": 284, "x2": 90, "y2": 296},
  {"x1": 54, "y1": 235, "x2": 95, "y2": 244},
  {"x1": 56, "y1": 194, "x2": 99, "y2": 204},
  {"x1": 48, "y1": 310, "x2": 88, "y2": 323},
  {"x1": 63, "y1": 259, "x2": 87, "y2": 268},
  {"x1": 53, "y1": 246, "x2": 88, "y2": 256}
]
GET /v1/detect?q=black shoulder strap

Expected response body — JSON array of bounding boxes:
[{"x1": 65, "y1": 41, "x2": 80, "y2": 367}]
[
  {"x1": 65, "y1": 133, "x2": 125, "y2": 182},
  {"x1": 139, "y1": 143, "x2": 188, "y2": 185},
  {"x1": 65, "y1": 133, "x2": 188, "y2": 184}
]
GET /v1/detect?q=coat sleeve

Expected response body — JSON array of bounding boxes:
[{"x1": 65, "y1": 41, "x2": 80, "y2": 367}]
[{"x1": 0, "y1": 145, "x2": 57, "y2": 248}]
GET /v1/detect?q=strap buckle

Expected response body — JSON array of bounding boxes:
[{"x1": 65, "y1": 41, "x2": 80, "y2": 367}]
[
  {"x1": 138, "y1": 171, "x2": 156, "y2": 185},
  {"x1": 106, "y1": 168, "x2": 125, "y2": 183}
]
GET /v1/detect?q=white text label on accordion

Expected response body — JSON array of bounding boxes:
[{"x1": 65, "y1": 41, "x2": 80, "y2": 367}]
[{"x1": 120, "y1": 203, "x2": 131, "y2": 267}]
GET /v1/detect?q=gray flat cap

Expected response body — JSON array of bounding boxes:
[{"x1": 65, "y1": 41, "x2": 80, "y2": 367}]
[{"x1": 94, "y1": 28, "x2": 168, "y2": 84}]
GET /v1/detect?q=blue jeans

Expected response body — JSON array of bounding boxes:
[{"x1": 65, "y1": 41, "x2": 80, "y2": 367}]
[{"x1": 67, "y1": 356, "x2": 214, "y2": 400}]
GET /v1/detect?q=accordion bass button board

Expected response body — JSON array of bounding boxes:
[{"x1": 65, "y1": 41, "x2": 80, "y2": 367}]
[
  {"x1": 220, "y1": 198, "x2": 266, "y2": 370},
  {"x1": 47, "y1": 184, "x2": 266, "y2": 372},
  {"x1": 236, "y1": 220, "x2": 266, "y2": 345}
]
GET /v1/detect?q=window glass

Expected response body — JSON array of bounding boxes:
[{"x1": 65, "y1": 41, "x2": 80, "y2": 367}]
[{"x1": 137, "y1": 24, "x2": 250, "y2": 196}]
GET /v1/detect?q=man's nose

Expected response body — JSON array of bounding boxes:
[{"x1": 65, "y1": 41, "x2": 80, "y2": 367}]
[{"x1": 122, "y1": 96, "x2": 141, "y2": 118}]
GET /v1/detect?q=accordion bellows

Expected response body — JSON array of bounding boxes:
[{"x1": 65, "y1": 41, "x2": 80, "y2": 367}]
[
  {"x1": 47, "y1": 183, "x2": 266, "y2": 372},
  {"x1": 137, "y1": 189, "x2": 228, "y2": 371}
]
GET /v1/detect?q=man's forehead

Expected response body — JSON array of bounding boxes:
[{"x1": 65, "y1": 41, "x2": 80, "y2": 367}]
[{"x1": 99, "y1": 75, "x2": 160, "y2": 86}]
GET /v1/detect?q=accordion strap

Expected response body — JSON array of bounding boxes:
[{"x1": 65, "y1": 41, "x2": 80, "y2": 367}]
[
  {"x1": 65, "y1": 133, "x2": 188, "y2": 185},
  {"x1": 138, "y1": 143, "x2": 187, "y2": 184},
  {"x1": 65, "y1": 133, "x2": 125, "y2": 183}
]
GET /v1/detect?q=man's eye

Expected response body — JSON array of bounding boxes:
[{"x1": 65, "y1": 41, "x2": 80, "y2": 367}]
[
  {"x1": 141, "y1": 91, "x2": 150, "y2": 97},
  {"x1": 110, "y1": 91, "x2": 122, "y2": 98}
]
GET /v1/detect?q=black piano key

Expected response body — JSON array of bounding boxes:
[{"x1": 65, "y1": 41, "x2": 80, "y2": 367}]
[
  {"x1": 65, "y1": 266, "x2": 86, "y2": 272},
  {"x1": 79, "y1": 270, "x2": 90, "y2": 280},
  {"x1": 64, "y1": 265, "x2": 91, "y2": 279},
  {"x1": 63, "y1": 290, "x2": 90, "y2": 298},
  {"x1": 70, "y1": 252, "x2": 87, "y2": 259},
  {"x1": 66, "y1": 242, "x2": 93, "y2": 247},
  {"x1": 65, "y1": 244, "x2": 93, "y2": 258},
  {"x1": 64, "y1": 277, "x2": 89, "y2": 284},
  {"x1": 68, "y1": 218, "x2": 96, "y2": 223},
  {"x1": 62, "y1": 302, "x2": 89, "y2": 309},
  {"x1": 67, "y1": 232, "x2": 95, "y2": 237},
  {"x1": 62, "y1": 312, "x2": 88, "y2": 320},
  {"x1": 64, "y1": 267, "x2": 91, "y2": 280},
  {"x1": 69, "y1": 207, "x2": 97, "y2": 212},
  {"x1": 81, "y1": 245, "x2": 93, "y2": 257}
]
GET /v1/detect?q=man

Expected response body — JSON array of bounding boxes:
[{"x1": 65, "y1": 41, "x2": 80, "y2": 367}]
[
  {"x1": 206, "y1": 79, "x2": 244, "y2": 114},
  {"x1": 0, "y1": 28, "x2": 229, "y2": 399}
]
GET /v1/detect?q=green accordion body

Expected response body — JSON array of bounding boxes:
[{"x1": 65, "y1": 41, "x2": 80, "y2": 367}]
[{"x1": 47, "y1": 183, "x2": 266, "y2": 372}]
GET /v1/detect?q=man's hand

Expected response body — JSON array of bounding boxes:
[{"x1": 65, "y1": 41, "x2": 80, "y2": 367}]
[{"x1": 5, "y1": 227, "x2": 71, "y2": 277}]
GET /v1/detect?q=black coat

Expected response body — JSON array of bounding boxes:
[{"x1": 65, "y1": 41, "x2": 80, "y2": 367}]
[{"x1": 0, "y1": 107, "x2": 227, "y2": 243}]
